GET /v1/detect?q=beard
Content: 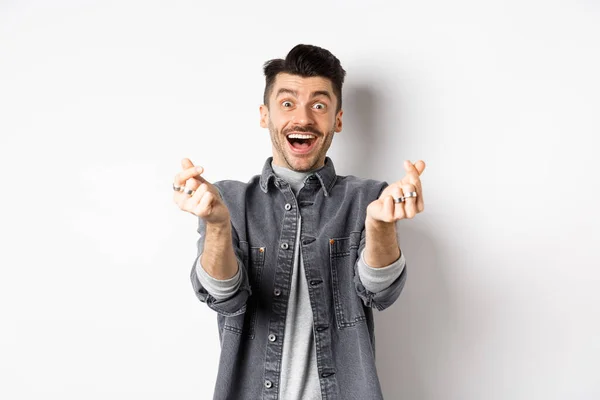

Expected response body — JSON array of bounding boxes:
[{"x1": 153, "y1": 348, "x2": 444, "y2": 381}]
[{"x1": 268, "y1": 120, "x2": 335, "y2": 172}]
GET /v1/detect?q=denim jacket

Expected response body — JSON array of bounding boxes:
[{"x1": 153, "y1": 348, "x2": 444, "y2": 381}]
[{"x1": 190, "y1": 157, "x2": 408, "y2": 400}]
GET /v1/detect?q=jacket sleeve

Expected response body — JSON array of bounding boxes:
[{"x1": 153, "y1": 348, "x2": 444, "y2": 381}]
[
  {"x1": 353, "y1": 221, "x2": 408, "y2": 311},
  {"x1": 189, "y1": 216, "x2": 252, "y2": 317}
]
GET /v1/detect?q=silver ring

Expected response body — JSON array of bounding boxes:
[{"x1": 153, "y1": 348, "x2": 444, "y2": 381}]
[
  {"x1": 172, "y1": 183, "x2": 182, "y2": 192},
  {"x1": 394, "y1": 196, "x2": 405, "y2": 203},
  {"x1": 404, "y1": 191, "x2": 418, "y2": 199},
  {"x1": 183, "y1": 188, "x2": 195, "y2": 196}
]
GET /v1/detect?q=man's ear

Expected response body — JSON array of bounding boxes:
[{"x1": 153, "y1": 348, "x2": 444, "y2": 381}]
[
  {"x1": 260, "y1": 104, "x2": 269, "y2": 128},
  {"x1": 335, "y1": 109, "x2": 343, "y2": 132}
]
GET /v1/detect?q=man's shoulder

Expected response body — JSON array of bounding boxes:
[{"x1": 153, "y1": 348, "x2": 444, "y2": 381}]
[
  {"x1": 212, "y1": 174, "x2": 262, "y2": 196},
  {"x1": 335, "y1": 173, "x2": 387, "y2": 186}
]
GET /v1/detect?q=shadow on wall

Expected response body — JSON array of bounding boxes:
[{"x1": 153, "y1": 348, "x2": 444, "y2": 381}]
[
  {"x1": 328, "y1": 83, "x2": 382, "y2": 178},
  {"x1": 375, "y1": 226, "x2": 457, "y2": 399},
  {"x1": 339, "y1": 81, "x2": 458, "y2": 399}
]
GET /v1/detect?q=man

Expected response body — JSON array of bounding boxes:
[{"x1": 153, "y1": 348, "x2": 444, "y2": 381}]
[{"x1": 173, "y1": 44, "x2": 426, "y2": 400}]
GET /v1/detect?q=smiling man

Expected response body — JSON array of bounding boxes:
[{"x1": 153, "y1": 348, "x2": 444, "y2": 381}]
[
  {"x1": 261, "y1": 71, "x2": 342, "y2": 173},
  {"x1": 173, "y1": 44, "x2": 426, "y2": 400}
]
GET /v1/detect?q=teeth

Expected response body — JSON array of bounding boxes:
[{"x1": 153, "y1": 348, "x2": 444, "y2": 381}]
[{"x1": 287, "y1": 133, "x2": 315, "y2": 139}]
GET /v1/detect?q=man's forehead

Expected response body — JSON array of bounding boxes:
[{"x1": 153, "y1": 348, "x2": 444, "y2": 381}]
[{"x1": 272, "y1": 73, "x2": 334, "y2": 95}]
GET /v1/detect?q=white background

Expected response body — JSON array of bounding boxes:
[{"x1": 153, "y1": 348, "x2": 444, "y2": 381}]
[{"x1": 1, "y1": 0, "x2": 599, "y2": 399}]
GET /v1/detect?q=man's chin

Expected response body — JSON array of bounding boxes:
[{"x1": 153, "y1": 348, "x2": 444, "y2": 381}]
[{"x1": 285, "y1": 156, "x2": 321, "y2": 172}]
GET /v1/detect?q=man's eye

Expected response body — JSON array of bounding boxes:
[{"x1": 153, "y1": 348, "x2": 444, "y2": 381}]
[
  {"x1": 282, "y1": 101, "x2": 293, "y2": 107},
  {"x1": 313, "y1": 103, "x2": 326, "y2": 110}
]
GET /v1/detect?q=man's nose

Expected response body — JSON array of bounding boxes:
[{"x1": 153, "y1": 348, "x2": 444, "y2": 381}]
[{"x1": 291, "y1": 105, "x2": 314, "y2": 125}]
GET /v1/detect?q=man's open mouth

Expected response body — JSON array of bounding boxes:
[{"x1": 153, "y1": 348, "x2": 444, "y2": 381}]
[{"x1": 286, "y1": 133, "x2": 317, "y2": 153}]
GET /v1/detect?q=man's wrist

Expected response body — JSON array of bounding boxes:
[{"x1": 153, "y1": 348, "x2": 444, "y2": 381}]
[
  {"x1": 365, "y1": 214, "x2": 395, "y2": 232},
  {"x1": 206, "y1": 219, "x2": 231, "y2": 232},
  {"x1": 364, "y1": 215, "x2": 401, "y2": 268}
]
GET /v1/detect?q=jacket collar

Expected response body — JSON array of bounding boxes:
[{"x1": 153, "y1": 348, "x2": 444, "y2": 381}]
[{"x1": 259, "y1": 156, "x2": 337, "y2": 197}]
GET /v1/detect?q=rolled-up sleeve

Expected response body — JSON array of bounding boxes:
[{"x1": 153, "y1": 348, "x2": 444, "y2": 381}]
[
  {"x1": 353, "y1": 221, "x2": 407, "y2": 311},
  {"x1": 195, "y1": 255, "x2": 243, "y2": 300},
  {"x1": 190, "y1": 216, "x2": 252, "y2": 317},
  {"x1": 357, "y1": 249, "x2": 405, "y2": 293}
]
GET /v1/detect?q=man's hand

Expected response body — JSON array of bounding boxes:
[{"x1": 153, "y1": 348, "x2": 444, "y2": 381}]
[
  {"x1": 366, "y1": 160, "x2": 426, "y2": 225},
  {"x1": 173, "y1": 158, "x2": 230, "y2": 226}
]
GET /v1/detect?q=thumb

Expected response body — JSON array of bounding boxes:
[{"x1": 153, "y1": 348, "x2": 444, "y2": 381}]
[
  {"x1": 181, "y1": 158, "x2": 194, "y2": 169},
  {"x1": 404, "y1": 159, "x2": 426, "y2": 176}
]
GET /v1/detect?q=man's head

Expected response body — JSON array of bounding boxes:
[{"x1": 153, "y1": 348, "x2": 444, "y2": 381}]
[{"x1": 260, "y1": 44, "x2": 346, "y2": 172}]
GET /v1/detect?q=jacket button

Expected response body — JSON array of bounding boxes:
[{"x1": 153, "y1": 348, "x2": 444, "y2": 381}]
[
  {"x1": 284, "y1": 203, "x2": 292, "y2": 210},
  {"x1": 264, "y1": 380, "x2": 272, "y2": 388},
  {"x1": 273, "y1": 289, "x2": 281, "y2": 297},
  {"x1": 268, "y1": 334, "x2": 277, "y2": 342},
  {"x1": 280, "y1": 242, "x2": 289, "y2": 250}
]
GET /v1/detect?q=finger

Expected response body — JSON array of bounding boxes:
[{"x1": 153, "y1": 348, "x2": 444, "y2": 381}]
[
  {"x1": 403, "y1": 160, "x2": 419, "y2": 177},
  {"x1": 404, "y1": 159, "x2": 426, "y2": 175},
  {"x1": 378, "y1": 182, "x2": 394, "y2": 200},
  {"x1": 403, "y1": 160, "x2": 424, "y2": 186},
  {"x1": 383, "y1": 195, "x2": 396, "y2": 222},
  {"x1": 401, "y1": 183, "x2": 417, "y2": 218},
  {"x1": 184, "y1": 174, "x2": 202, "y2": 195},
  {"x1": 175, "y1": 188, "x2": 189, "y2": 209},
  {"x1": 185, "y1": 182, "x2": 209, "y2": 212},
  {"x1": 414, "y1": 160, "x2": 426, "y2": 175},
  {"x1": 194, "y1": 191, "x2": 216, "y2": 219},
  {"x1": 174, "y1": 165, "x2": 206, "y2": 187},
  {"x1": 370, "y1": 195, "x2": 391, "y2": 223},
  {"x1": 402, "y1": 162, "x2": 425, "y2": 212},
  {"x1": 179, "y1": 159, "x2": 199, "y2": 188},
  {"x1": 398, "y1": 164, "x2": 417, "y2": 191},
  {"x1": 391, "y1": 186, "x2": 406, "y2": 221},
  {"x1": 403, "y1": 168, "x2": 424, "y2": 212},
  {"x1": 416, "y1": 183, "x2": 424, "y2": 213},
  {"x1": 175, "y1": 175, "x2": 202, "y2": 209}
]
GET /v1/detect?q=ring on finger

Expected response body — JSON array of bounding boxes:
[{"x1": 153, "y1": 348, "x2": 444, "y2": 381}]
[
  {"x1": 183, "y1": 188, "x2": 195, "y2": 196},
  {"x1": 394, "y1": 196, "x2": 405, "y2": 203},
  {"x1": 172, "y1": 183, "x2": 183, "y2": 192},
  {"x1": 403, "y1": 191, "x2": 418, "y2": 199}
]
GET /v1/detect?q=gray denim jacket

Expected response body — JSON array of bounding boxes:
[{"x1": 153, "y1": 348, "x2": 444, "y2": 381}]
[{"x1": 190, "y1": 157, "x2": 408, "y2": 400}]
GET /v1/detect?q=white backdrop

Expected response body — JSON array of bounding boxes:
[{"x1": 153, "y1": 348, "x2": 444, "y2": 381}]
[{"x1": 1, "y1": 1, "x2": 599, "y2": 399}]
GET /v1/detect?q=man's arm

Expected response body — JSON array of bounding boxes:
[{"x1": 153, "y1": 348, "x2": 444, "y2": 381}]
[
  {"x1": 353, "y1": 160, "x2": 426, "y2": 309},
  {"x1": 173, "y1": 158, "x2": 250, "y2": 315},
  {"x1": 357, "y1": 220, "x2": 405, "y2": 293},
  {"x1": 364, "y1": 160, "x2": 426, "y2": 266},
  {"x1": 195, "y1": 223, "x2": 242, "y2": 300},
  {"x1": 174, "y1": 158, "x2": 239, "y2": 279},
  {"x1": 363, "y1": 218, "x2": 401, "y2": 268},
  {"x1": 190, "y1": 214, "x2": 251, "y2": 316},
  {"x1": 200, "y1": 222, "x2": 239, "y2": 280}
]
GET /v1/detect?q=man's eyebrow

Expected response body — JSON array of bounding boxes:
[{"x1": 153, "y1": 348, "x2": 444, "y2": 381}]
[
  {"x1": 275, "y1": 88, "x2": 332, "y2": 100},
  {"x1": 311, "y1": 90, "x2": 332, "y2": 100},
  {"x1": 276, "y1": 88, "x2": 298, "y2": 98}
]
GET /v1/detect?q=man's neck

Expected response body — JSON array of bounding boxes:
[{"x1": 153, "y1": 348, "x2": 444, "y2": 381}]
[{"x1": 271, "y1": 162, "x2": 319, "y2": 195}]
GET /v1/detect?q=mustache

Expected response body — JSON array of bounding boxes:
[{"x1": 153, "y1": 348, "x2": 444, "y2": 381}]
[{"x1": 282, "y1": 125, "x2": 322, "y2": 137}]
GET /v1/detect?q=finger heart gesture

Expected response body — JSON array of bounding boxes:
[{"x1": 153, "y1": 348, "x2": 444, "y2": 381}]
[
  {"x1": 367, "y1": 160, "x2": 426, "y2": 223},
  {"x1": 172, "y1": 158, "x2": 231, "y2": 225}
]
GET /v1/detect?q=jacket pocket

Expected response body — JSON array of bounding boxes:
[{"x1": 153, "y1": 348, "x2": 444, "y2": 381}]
[
  {"x1": 223, "y1": 241, "x2": 265, "y2": 339},
  {"x1": 329, "y1": 232, "x2": 367, "y2": 328}
]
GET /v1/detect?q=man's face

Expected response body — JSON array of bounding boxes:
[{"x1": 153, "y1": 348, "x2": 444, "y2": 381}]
[{"x1": 260, "y1": 73, "x2": 343, "y2": 172}]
